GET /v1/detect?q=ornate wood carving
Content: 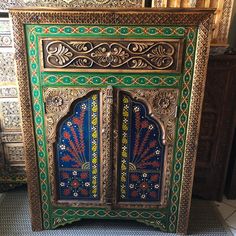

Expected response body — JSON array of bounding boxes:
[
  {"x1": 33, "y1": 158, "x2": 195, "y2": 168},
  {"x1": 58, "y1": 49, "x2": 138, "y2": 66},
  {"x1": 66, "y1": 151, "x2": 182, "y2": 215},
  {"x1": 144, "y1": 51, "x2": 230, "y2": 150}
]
[
  {"x1": 10, "y1": 8, "x2": 214, "y2": 234},
  {"x1": 177, "y1": 14, "x2": 213, "y2": 233},
  {"x1": 42, "y1": 39, "x2": 182, "y2": 72}
]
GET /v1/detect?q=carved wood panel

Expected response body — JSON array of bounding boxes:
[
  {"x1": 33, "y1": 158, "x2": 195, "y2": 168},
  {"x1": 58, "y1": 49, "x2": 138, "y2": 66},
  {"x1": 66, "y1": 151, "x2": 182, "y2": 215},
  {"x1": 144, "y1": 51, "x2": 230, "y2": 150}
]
[{"x1": 41, "y1": 39, "x2": 183, "y2": 73}]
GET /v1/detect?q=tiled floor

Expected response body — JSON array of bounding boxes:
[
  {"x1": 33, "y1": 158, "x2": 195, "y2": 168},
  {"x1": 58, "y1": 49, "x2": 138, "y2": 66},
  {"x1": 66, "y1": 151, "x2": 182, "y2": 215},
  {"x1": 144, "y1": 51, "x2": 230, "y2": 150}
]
[
  {"x1": 1, "y1": 191, "x2": 235, "y2": 235},
  {"x1": 215, "y1": 197, "x2": 236, "y2": 235},
  {"x1": 0, "y1": 193, "x2": 5, "y2": 204}
]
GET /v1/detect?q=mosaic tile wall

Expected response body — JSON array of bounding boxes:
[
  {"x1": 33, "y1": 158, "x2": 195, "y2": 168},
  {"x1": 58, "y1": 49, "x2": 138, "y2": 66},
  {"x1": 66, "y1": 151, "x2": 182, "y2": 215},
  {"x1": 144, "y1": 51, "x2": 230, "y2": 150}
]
[
  {"x1": 0, "y1": 18, "x2": 26, "y2": 186},
  {"x1": 0, "y1": 0, "x2": 144, "y2": 10}
]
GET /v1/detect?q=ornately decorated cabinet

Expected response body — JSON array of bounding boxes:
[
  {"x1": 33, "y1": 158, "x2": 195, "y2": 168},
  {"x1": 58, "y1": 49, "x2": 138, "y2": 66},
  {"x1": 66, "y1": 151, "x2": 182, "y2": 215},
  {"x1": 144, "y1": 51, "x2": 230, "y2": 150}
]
[{"x1": 10, "y1": 8, "x2": 213, "y2": 234}]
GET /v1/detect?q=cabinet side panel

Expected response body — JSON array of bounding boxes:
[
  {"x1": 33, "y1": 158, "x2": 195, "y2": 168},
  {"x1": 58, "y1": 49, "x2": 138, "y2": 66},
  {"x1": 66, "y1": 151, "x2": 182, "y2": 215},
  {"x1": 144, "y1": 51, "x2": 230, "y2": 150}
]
[
  {"x1": 177, "y1": 14, "x2": 213, "y2": 235},
  {"x1": 10, "y1": 14, "x2": 43, "y2": 230}
]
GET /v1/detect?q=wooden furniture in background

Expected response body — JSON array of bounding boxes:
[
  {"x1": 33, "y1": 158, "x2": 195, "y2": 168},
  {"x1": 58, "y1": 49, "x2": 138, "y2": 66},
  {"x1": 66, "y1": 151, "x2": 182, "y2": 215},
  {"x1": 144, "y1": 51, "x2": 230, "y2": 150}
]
[
  {"x1": 152, "y1": 0, "x2": 234, "y2": 47},
  {"x1": 225, "y1": 113, "x2": 236, "y2": 199},
  {"x1": 193, "y1": 54, "x2": 236, "y2": 201}
]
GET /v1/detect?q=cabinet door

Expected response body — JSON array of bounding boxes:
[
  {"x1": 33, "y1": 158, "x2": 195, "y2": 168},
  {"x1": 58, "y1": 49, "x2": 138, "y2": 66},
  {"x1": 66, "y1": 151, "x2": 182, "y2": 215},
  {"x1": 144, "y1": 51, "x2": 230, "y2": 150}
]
[
  {"x1": 43, "y1": 87, "x2": 113, "y2": 205},
  {"x1": 114, "y1": 88, "x2": 179, "y2": 208}
]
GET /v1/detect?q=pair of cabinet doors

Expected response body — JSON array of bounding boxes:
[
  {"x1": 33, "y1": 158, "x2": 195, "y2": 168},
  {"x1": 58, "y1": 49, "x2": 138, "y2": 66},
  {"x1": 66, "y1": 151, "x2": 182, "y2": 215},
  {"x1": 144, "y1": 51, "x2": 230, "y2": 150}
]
[
  {"x1": 44, "y1": 86, "x2": 177, "y2": 206},
  {"x1": 10, "y1": 8, "x2": 213, "y2": 234}
]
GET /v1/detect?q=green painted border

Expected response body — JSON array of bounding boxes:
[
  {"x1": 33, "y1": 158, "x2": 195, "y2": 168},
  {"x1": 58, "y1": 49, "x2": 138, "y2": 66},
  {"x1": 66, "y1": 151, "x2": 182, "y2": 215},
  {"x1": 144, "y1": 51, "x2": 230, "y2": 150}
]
[{"x1": 25, "y1": 24, "x2": 197, "y2": 232}]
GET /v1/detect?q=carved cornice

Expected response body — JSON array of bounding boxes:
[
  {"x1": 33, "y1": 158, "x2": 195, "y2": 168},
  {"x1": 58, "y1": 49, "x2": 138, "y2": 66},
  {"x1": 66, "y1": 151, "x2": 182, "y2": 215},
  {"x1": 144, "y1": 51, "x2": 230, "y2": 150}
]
[{"x1": 10, "y1": 8, "x2": 214, "y2": 26}]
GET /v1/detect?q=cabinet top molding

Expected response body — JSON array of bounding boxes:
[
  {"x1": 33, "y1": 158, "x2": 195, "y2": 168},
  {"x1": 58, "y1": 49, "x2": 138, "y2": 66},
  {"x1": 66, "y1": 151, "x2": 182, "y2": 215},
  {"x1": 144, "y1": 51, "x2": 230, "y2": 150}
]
[
  {"x1": 9, "y1": 8, "x2": 215, "y2": 26},
  {"x1": 9, "y1": 7, "x2": 215, "y2": 11}
]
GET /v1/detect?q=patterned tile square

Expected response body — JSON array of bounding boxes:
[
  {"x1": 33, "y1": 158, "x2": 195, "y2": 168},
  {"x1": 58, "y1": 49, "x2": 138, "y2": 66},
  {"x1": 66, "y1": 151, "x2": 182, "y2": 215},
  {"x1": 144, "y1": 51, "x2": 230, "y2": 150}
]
[
  {"x1": 227, "y1": 212, "x2": 236, "y2": 229},
  {"x1": 215, "y1": 202, "x2": 236, "y2": 219},
  {"x1": 230, "y1": 227, "x2": 236, "y2": 236},
  {"x1": 223, "y1": 197, "x2": 236, "y2": 209}
]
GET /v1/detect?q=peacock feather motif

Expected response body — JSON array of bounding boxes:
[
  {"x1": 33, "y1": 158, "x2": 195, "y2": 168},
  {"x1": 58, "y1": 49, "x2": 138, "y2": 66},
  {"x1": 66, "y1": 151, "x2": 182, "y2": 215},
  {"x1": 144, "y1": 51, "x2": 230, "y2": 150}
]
[
  {"x1": 59, "y1": 106, "x2": 87, "y2": 168},
  {"x1": 119, "y1": 92, "x2": 165, "y2": 202},
  {"x1": 55, "y1": 93, "x2": 100, "y2": 200}
]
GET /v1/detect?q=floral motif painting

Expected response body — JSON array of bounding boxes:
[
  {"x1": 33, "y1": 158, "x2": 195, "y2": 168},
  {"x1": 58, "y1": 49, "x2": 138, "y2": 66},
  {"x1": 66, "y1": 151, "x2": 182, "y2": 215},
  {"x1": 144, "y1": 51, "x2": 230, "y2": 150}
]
[
  {"x1": 56, "y1": 92, "x2": 100, "y2": 200},
  {"x1": 118, "y1": 92, "x2": 165, "y2": 202}
]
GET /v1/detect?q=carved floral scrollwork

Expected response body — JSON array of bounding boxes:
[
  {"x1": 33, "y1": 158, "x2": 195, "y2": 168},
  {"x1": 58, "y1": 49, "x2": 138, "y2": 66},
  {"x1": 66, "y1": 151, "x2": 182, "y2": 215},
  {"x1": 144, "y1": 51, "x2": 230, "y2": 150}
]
[
  {"x1": 153, "y1": 90, "x2": 177, "y2": 115},
  {"x1": 43, "y1": 88, "x2": 95, "y2": 142},
  {"x1": 44, "y1": 40, "x2": 179, "y2": 71},
  {"x1": 147, "y1": 44, "x2": 174, "y2": 69},
  {"x1": 47, "y1": 44, "x2": 73, "y2": 66}
]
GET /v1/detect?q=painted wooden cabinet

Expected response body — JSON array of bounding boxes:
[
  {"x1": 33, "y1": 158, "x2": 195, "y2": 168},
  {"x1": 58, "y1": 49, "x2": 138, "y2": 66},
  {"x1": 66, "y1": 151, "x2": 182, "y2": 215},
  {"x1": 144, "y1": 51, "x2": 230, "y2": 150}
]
[{"x1": 10, "y1": 8, "x2": 213, "y2": 234}]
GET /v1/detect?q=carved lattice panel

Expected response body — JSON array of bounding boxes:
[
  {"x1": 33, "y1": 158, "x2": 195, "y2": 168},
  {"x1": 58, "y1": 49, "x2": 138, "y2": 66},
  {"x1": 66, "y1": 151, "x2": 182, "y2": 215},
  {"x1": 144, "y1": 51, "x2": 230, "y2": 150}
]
[
  {"x1": 3, "y1": 143, "x2": 24, "y2": 166},
  {"x1": 0, "y1": 100, "x2": 21, "y2": 131}
]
